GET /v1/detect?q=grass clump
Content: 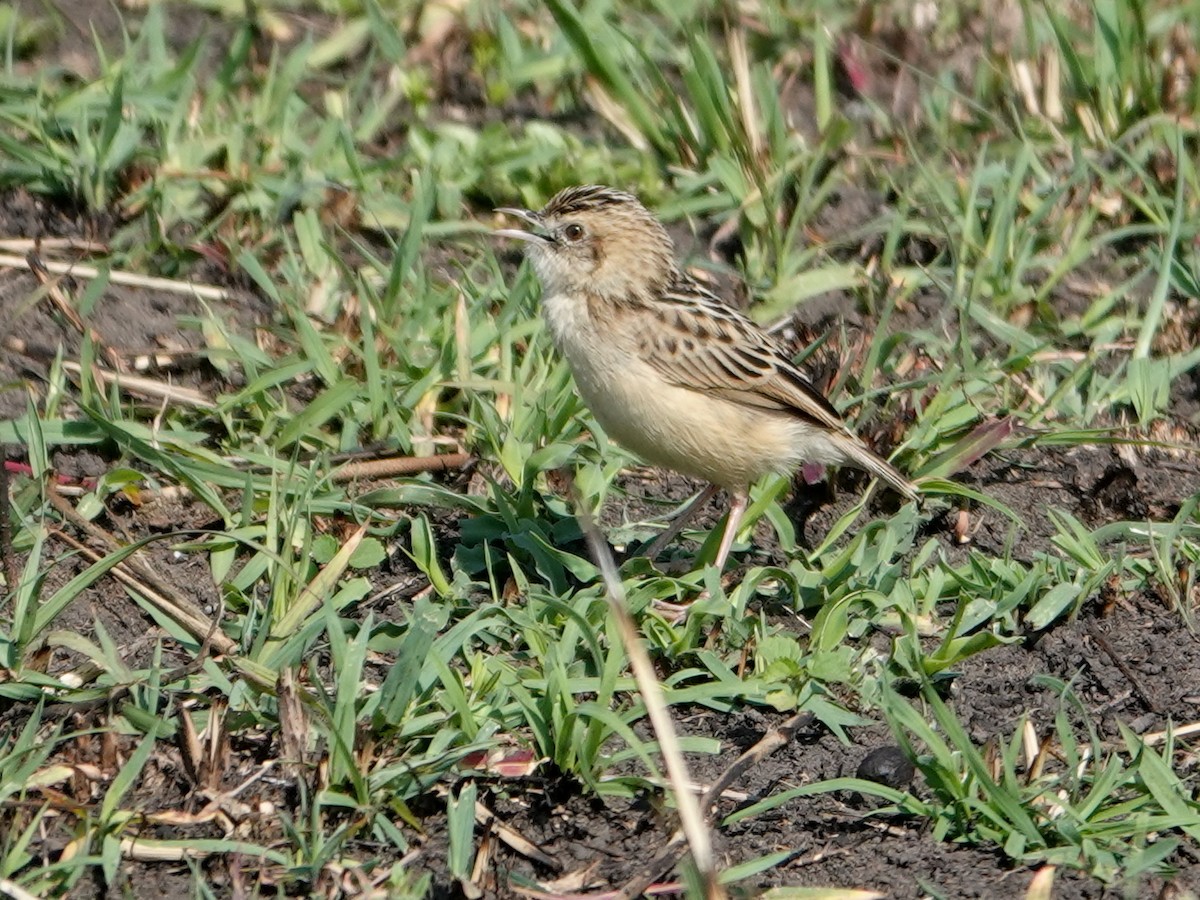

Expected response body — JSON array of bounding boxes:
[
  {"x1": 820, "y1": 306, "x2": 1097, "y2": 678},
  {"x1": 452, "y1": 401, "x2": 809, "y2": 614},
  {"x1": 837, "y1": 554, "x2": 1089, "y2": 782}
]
[{"x1": 1, "y1": 0, "x2": 1199, "y2": 896}]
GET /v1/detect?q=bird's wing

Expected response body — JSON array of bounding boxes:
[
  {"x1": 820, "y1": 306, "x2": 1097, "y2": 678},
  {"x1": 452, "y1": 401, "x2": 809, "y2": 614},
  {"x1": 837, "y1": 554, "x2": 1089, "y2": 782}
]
[{"x1": 634, "y1": 273, "x2": 849, "y2": 434}]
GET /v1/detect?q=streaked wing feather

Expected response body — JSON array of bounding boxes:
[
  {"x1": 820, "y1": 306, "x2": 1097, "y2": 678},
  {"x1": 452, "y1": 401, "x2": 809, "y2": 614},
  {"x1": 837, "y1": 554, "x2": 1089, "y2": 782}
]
[{"x1": 638, "y1": 275, "x2": 848, "y2": 432}]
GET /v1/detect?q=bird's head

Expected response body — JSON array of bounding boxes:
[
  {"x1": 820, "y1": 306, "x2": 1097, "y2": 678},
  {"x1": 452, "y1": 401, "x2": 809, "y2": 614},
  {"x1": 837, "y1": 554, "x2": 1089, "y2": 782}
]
[{"x1": 495, "y1": 185, "x2": 676, "y2": 300}]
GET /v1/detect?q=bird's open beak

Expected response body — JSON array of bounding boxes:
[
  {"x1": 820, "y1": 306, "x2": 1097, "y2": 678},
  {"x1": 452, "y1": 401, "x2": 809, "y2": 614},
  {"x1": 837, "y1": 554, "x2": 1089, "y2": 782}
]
[{"x1": 494, "y1": 207, "x2": 549, "y2": 244}]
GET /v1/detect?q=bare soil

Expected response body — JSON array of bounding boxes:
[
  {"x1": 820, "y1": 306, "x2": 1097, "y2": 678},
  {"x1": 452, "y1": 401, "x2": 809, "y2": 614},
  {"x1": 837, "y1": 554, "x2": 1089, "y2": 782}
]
[{"x1": 3, "y1": 3, "x2": 1200, "y2": 898}]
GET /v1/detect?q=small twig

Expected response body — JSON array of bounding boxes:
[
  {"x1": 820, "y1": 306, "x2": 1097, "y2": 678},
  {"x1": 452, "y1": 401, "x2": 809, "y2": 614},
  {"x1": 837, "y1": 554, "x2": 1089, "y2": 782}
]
[
  {"x1": 60, "y1": 361, "x2": 217, "y2": 410},
  {"x1": 161, "y1": 603, "x2": 225, "y2": 683},
  {"x1": 698, "y1": 711, "x2": 814, "y2": 810},
  {"x1": 47, "y1": 488, "x2": 236, "y2": 656},
  {"x1": 616, "y1": 711, "x2": 814, "y2": 900},
  {"x1": 22, "y1": 449, "x2": 470, "y2": 513},
  {"x1": 330, "y1": 452, "x2": 473, "y2": 483},
  {"x1": 0, "y1": 237, "x2": 108, "y2": 255},
  {"x1": 475, "y1": 800, "x2": 561, "y2": 873},
  {"x1": 123, "y1": 348, "x2": 211, "y2": 373},
  {"x1": 1142, "y1": 719, "x2": 1200, "y2": 747},
  {"x1": 569, "y1": 476, "x2": 724, "y2": 900},
  {"x1": 50, "y1": 527, "x2": 236, "y2": 658},
  {"x1": 3, "y1": 334, "x2": 212, "y2": 375},
  {"x1": 118, "y1": 839, "x2": 211, "y2": 862},
  {"x1": 26, "y1": 251, "x2": 86, "y2": 333},
  {"x1": 0, "y1": 878, "x2": 41, "y2": 900},
  {"x1": 27, "y1": 251, "x2": 125, "y2": 372},
  {"x1": 786, "y1": 845, "x2": 856, "y2": 871},
  {"x1": 0, "y1": 448, "x2": 16, "y2": 602},
  {"x1": 1088, "y1": 622, "x2": 1163, "y2": 715},
  {"x1": 0, "y1": 252, "x2": 231, "y2": 301},
  {"x1": 466, "y1": 831, "x2": 490, "y2": 899},
  {"x1": 642, "y1": 484, "x2": 719, "y2": 560}
]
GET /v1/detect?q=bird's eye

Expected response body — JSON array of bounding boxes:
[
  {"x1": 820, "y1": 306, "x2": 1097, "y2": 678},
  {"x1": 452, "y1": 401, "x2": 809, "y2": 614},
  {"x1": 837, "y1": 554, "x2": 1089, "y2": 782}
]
[{"x1": 562, "y1": 223, "x2": 586, "y2": 242}]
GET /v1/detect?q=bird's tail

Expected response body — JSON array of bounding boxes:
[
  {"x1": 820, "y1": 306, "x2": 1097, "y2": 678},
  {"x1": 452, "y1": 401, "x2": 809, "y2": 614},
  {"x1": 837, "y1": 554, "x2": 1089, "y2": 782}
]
[{"x1": 841, "y1": 435, "x2": 920, "y2": 503}]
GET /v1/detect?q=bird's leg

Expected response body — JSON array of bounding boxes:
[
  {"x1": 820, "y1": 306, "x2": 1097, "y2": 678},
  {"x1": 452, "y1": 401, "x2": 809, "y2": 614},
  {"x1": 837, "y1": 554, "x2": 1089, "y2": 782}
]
[
  {"x1": 642, "y1": 484, "x2": 720, "y2": 560},
  {"x1": 713, "y1": 489, "x2": 749, "y2": 571},
  {"x1": 649, "y1": 488, "x2": 745, "y2": 622}
]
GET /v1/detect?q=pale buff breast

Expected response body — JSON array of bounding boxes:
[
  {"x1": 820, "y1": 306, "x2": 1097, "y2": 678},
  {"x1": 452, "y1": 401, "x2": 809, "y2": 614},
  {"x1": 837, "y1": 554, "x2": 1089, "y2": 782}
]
[{"x1": 542, "y1": 290, "x2": 846, "y2": 489}]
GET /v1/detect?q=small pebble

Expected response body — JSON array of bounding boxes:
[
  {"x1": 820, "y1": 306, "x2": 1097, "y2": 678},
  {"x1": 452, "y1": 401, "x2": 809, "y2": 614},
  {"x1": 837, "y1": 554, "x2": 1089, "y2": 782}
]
[{"x1": 856, "y1": 745, "x2": 915, "y2": 789}]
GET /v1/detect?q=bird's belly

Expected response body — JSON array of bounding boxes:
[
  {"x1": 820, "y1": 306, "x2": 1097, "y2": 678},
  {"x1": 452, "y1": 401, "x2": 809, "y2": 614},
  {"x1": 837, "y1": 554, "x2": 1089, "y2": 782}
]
[
  {"x1": 543, "y1": 295, "x2": 845, "y2": 489},
  {"x1": 566, "y1": 348, "x2": 807, "y2": 489}
]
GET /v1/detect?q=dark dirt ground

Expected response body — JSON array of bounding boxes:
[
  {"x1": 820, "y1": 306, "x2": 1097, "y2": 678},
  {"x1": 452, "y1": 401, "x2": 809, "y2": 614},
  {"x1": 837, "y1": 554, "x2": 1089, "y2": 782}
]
[{"x1": 4, "y1": 2, "x2": 1200, "y2": 899}]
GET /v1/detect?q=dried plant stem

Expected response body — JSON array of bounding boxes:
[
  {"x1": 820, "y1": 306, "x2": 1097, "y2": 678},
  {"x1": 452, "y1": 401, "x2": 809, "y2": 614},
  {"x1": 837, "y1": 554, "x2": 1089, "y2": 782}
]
[
  {"x1": 330, "y1": 452, "x2": 472, "y2": 482},
  {"x1": 47, "y1": 488, "x2": 237, "y2": 656},
  {"x1": 616, "y1": 711, "x2": 813, "y2": 900},
  {"x1": 570, "y1": 480, "x2": 724, "y2": 900},
  {"x1": 0, "y1": 252, "x2": 231, "y2": 301}
]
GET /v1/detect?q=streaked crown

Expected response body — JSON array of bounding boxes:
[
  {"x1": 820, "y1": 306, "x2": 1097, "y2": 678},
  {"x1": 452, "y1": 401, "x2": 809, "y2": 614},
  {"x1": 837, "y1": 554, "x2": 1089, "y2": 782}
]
[
  {"x1": 540, "y1": 185, "x2": 641, "y2": 218},
  {"x1": 508, "y1": 185, "x2": 677, "y2": 300}
]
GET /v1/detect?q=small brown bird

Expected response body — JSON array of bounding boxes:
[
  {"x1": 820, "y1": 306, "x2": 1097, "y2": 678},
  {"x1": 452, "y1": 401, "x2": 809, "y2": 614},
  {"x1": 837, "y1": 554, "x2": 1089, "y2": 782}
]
[{"x1": 497, "y1": 185, "x2": 918, "y2": 569}]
